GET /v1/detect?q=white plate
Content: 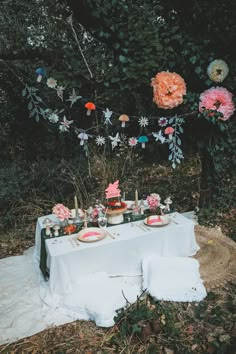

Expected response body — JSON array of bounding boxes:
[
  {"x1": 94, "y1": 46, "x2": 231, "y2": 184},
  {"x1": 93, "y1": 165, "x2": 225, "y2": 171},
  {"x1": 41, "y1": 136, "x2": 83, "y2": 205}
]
[
  {"x1": 77, "y1": 227, "x2": 106, "y2": 242},
  {"x1": 144, "y1": 215, "x2": 169, "y2": 227}
]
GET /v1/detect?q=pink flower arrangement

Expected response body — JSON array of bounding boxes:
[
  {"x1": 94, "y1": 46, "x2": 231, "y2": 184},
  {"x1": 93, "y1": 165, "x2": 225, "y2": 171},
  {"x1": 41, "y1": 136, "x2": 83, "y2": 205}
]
[
  {"x1": 151, "y1": 71, "x2": 186, "y2": 109},
  {"x1": 147, "y1": 193, "x2": 161, "y2": 211},
  {"x1": 199, "y1": 87, "x2": 235, "y2": 121},
  {"x1": 52, "y1": 203, "x2": 71, "y2": 221}
]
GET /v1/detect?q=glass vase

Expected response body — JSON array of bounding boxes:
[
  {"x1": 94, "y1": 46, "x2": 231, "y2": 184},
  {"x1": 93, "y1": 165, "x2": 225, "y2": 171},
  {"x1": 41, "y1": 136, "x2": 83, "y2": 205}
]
[{"x1": 60, "y1": 219, "x2": 69, "y2": 228}]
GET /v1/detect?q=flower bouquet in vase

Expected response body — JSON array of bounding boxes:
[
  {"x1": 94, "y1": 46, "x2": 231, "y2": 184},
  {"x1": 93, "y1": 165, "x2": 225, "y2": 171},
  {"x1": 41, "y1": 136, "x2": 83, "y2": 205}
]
[
  {"x1": 146, "y1": 193, "x2": 161, "y2": 215},
  {"x1": 52, "y1": 203, "x2": 71, "y2": 228},
  {"x1": 146, "y1": 193, "x2": 170, "y2": 226},
  {"x1": 104, "y1": 180, "x2": 127, "y2": 224}
]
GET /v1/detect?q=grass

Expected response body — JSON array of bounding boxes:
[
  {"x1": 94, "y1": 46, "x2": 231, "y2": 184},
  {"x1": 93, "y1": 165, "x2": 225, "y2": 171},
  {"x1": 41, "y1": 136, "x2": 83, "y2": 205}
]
[{"x1": 0, "y1": 155, "x2": 235, "y2": 353}]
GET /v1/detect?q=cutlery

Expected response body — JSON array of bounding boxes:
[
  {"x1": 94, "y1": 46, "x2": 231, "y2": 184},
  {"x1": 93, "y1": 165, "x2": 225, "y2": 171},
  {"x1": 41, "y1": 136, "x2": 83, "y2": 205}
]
[
  {"x1": 74, "y1": 239, "x2": 80, "y2": 247},
  {"x1": 141, "y1": 224, "x2": 151, "y2": 231},
  {"x1": 99, "y1": 226, "x2": 115, "y2": 239},
  {"x1": 169, "y1": 217, "x2": 179, "y2": 225},
  {"x1": 105, "y1": 230, "x2": 116, "y2": 239},
  {"x1": 69, "y1": 239, "x2": 76, "y2": 248},
  {"x1": 136, "y1": 223, "x2": 148, "y2": 232}
]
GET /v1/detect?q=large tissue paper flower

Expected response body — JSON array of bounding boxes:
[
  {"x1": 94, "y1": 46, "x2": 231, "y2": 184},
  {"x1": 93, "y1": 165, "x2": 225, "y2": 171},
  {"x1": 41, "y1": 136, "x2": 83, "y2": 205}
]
[
  {"x1": 199, "y1": 87, "x2": 235, "y2": 121},
  {"x1": 147, "y1": 193, "x2": 161, "y2": 211},
  {"x1": 207, "y1": 59, "x2": 229, "y2": 83},
  {"x1": 151, "y1": 71, "x2": 186, "y2": 109},
  {"x1": 52, "y1": 203, "x2": 71, "y2": 221}
]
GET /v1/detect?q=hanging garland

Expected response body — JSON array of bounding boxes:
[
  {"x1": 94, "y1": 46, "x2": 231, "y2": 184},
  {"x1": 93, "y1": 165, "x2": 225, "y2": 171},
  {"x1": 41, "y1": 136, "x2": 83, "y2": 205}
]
[{"x1": 22, "y1": 64, "x2": 235, "y2": 169}]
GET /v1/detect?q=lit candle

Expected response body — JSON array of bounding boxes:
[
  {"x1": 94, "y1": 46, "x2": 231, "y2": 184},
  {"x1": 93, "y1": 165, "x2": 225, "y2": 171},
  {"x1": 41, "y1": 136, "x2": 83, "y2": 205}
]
[
  {"x1": 74, "y1": 195, "x2": 79, "y2": 217},
  {"x1": 135, "y1": 189, "x2": 138, "y2": 207}
]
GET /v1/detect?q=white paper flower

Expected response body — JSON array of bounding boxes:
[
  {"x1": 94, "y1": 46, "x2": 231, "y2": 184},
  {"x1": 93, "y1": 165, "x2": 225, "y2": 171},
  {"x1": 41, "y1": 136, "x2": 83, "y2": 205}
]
[
  {"x1": 138, "y1": 116, "x2": 149, "y2": 127},
  {"x1": 59, "y1": 116, "x2": 73, "y2": 132},
  {"x1": 109, "y1": 132, "x2": 120, "y2": 149},
  {"x1": 96, "y1": 136, "x2": 105, "y2": 146},
  {"x1": 207, "y1": 59, "x2": 229, "y2": 83},
  {"x1": 47, "y1": 77, "x2": 57, "y2": 88},
  {"x1": 152, "y1": 131, "x2": 166, "y2": 143},
  {"x1": 48, "y1": 113, "x2": 59, "y2": 123},
  {"x1": 103, "y1": 108, "x2": 113, "y2": 125},
  {"x1": 128, "y1": 137, "x2": 138, "y2": 147}
]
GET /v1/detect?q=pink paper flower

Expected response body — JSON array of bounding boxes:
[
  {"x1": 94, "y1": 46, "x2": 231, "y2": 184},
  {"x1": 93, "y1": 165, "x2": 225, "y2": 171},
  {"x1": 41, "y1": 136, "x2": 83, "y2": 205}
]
[
  {"x1": 129, "y1": 137, "x2": 138, "y2": 147},
  {"x1": 147, "y1": 193, "x2": 161, "y2": 211},
  {"x1": 199, "y1": 87, "x2": 235, "y2": 121},
  {"x1": 47, "y1": 77, "x2": 57, "y2": 88},
  {"x1": 52, "y1": 203, "x2": 71, "y2": 221},
  {"x1": 164, "y1": 126, "x2": 175, "y2": 135}
]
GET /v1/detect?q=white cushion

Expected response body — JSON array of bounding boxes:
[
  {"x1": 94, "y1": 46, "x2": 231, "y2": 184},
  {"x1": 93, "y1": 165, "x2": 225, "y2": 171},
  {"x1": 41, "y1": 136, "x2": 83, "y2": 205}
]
[{"x1": 142, "y1": 256, "x2": 207, "y2": 302}]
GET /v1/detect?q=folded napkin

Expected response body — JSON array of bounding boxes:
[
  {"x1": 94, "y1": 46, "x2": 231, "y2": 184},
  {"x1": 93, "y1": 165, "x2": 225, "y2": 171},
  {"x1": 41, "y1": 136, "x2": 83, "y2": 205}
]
[{"x1": 142, "y1": 256, "x2": 207, "y2": 302}]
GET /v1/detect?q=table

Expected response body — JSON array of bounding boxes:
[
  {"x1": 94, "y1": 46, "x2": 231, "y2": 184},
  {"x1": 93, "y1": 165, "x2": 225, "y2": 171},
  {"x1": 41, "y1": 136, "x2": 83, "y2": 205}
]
[{"x1": 35, "y1": 213, "x2": 199, "y2": 297}]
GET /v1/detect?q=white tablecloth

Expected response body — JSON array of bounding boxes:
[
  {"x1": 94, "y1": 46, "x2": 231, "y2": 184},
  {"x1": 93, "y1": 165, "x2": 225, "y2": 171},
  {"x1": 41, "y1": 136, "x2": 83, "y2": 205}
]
[{"x1": 35, "y1": 213, "x2": 199, "y2": 297}]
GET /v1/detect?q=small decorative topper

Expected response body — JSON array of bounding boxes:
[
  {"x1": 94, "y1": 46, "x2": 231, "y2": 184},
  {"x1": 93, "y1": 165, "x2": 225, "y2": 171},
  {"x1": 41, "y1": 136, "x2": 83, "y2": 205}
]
[
  {"x1": 152, "y1": 130, "x2": 166, "y2": 143},
  {"x1": 138, "y1": 135, "x2": 148, "y2": 148},
  {"x1": 67, "y1": 89, "x2": 82, "y2": 107},
  {"x1": 164, "y1": 126, "x2": 175, "y2": 135},
  {"x1": 85, "y1": 102, "x2": 96, "y2": 116},
  {"x1": 78, "y1": 132, "x2": 88, "y2": 145},
  {"x1": 103, "y1": 108, "x2": 113, "y2": 125},
  {"x1": 105, "y1": 180, "x2": 121, "y2": 199},
  {"x1": 119, "y1": 114, "x2": 129, "y2": 127},
  {"x1": 35, "y1": 68, "x2": 46, "y2": 82},
  {"x1": 109, "y1": 132, "x2": 120, "y2": 149},
  {"x1": 139, "y1": 116, "x2": 149, "y2": 127},
  {"x1": 59, "y1": 116, "x2": 74, "y2": 132}
]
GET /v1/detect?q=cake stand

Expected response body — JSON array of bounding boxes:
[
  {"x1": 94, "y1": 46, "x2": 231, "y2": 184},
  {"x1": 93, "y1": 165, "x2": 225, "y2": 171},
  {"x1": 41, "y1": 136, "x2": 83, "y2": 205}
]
[{"x1": 106, "y1": 206, "x2": 127, "y2": 224}]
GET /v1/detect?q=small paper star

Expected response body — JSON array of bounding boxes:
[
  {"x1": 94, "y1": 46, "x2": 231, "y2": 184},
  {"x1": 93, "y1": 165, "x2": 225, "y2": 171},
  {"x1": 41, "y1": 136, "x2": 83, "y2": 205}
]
[
  {"x1": 109, "y1": 132, "x2": 120, "y2": 149},
  {"x1": 103, "y1": 108, "x2": 113, "y2": 126},
  {"x1": 59, "y1": 116, "x2": 73, "y2": 132},
  {"x1": 96, "y1": 136, "x2": 105, "y2": 146},
  {"x1": 66, "y1": 89, "x2": 82, "y2": 107},
  {"x1": 152, "y1": 131, "x2": 166, "y2": 144},
  {"x1": 139, "y1": 116, "x2": 149, "y2": 127}
]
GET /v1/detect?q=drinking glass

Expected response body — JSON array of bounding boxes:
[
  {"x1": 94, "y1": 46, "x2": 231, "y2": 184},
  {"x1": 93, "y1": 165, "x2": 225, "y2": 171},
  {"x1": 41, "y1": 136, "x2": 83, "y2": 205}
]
[{"x1": 98, "y1": 217, "x2": 108, "y2": 228}]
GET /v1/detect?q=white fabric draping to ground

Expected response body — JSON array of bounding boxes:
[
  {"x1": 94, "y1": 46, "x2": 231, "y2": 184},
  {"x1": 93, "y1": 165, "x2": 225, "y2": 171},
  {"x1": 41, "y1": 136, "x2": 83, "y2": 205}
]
[
  {"x1": 0, "y1": 247, "x2": 141, "y2": 345},
  {"x1": 142, "y1": 256, "x2": 207, "y2": 302},
  {"x1": 0, "y1": 212, "x2": 203, "y2": 345}
]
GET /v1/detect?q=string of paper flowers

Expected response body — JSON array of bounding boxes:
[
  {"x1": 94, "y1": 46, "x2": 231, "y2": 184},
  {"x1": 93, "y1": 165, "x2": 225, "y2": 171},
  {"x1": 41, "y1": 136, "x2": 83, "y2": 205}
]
[{"x1": 23, "y1": 59, "x2": 235, "y2": 168}]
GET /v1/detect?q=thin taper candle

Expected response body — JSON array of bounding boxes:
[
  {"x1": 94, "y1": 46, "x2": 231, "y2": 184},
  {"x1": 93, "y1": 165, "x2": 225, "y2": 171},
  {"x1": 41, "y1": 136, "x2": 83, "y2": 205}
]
[
  {"x1": 135, "y1": 189, "x2": 138, "y2": 207},
  {"x1": 74, "y1": 195, "x2": 79, "y2": 217}
]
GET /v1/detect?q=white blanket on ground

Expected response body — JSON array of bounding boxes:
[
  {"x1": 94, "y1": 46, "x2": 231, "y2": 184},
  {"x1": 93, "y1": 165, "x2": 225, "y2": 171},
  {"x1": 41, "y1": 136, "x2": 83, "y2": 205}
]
[
  {"x1": 0, "y1": 248, "x2": 141, "y2": 345},
  {"x1": 142, "y1": 256, "x2": 207, "y2": 302}
]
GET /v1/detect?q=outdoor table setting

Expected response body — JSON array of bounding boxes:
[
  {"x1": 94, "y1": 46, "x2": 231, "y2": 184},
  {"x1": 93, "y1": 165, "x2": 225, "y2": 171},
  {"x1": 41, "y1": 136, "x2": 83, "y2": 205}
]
[{"x1": 34, "y1": 181, "x2": 206, "y2": 327}]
